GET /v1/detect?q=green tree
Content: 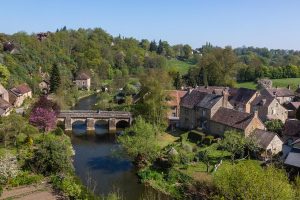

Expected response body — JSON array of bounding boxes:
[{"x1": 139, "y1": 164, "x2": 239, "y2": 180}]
[
  {"x1": 173, "y1": 72, "x2": 182, "y2": 90},
  {"x1": 182, "y1": 44, "x2": 192, "y2": 59},
  {"x1": 198, "y1": 150, "x2": 210, "y2": 172},
  {"x1": 220, "y1": 130, "x2": 246, "y2": 164},
  {"x1": 265, "y1": 119, "x2": 284, "y2": 136},
  {"x1": 157, "y1": 40, "x2": 164, "y2": 55},
  {"x1": 149, "y1": 40, "x2": 157, "y2": 52},
  {"x1": 117, "y1": 116, "x2": 161, "y2": 165},
  {"x1": 50, "y1": 64, "x2": 61, "y2": 93},
  {"x1": 31, "y1": 134, "x2": 74, "y2": 175},
  {"x1": 214, "y1": 161, "x2": 295, "y2": 200},
  {"x1": 0, "y1": 64, "x2": 10, "y2": 86},
  {"x1": 137, "y1": 69, "x2": 172, "y2": 125}
]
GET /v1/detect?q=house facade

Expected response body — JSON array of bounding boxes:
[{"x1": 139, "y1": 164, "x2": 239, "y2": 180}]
[
  {"x1": 75, "y1": 73, "x2": 91, "y2": 91},
  {"x1": 251, "y1": 129, "x2": 283, "y2": 155},
  {"x1": 261, "y1": 87, "x2": 294, "y2": 104},
  {"x1": 229, "y1": 88, "x2": 258, "y2": 113},
  {"x1": 251, "y1": 95, "x2": 288, "y2": 122},
  {"x1": 209, "y1": 107, "x2": 265, "y2": 137},
  {"x1": 166, "y1": 90, "x2": 187, "y2": 118},
  {"x1": 0, "y1": 84, "x2": 9, "y2": 102},
  {"x1": 9, "y1": 84, "x2": 32, "y2": 107}
]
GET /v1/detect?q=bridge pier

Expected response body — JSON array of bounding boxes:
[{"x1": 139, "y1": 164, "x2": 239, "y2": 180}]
[
  {"x1": 65, "y1": 117, "x2": 72, "y2": 131},
  {"x1": 87, "y1": 118, "x2": 95, "y2": 131},
  {"x1": 109, "y1": 118, "x2": 116, "y2": 133}
]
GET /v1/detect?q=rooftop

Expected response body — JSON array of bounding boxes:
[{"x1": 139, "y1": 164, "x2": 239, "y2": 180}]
[
  {"x1": 10, "y1": 83, "x2": 31, "y2": 96},
  {"x1": 76, "y1": 72, "x2": 90, "y2": 80},
  {"x1": 251, "y1": 129, "x2": 280, "y2": 150},
  {"x1": 211, "y1": 107, "x2": 255, "y2": 130}
]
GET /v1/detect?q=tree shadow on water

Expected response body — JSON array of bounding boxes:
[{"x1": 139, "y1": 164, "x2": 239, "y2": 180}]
[{"x1": 87, "y1": 156, "x2": 132, "y2": 173}]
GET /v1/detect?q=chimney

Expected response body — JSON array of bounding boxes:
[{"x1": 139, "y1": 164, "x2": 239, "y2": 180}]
[
  {"x1": 254, "y1": 110, "x2": 258, "y2": 118},
  {"x1": 187, "y1": 87, "x2": 193, "y2": 94},
  {"x1": 262, "y1": 99, "x2": 267, "y2": 106},
  {"x1": 222, "y1": 90, "x2": 229, "y2": 108},
  {"x1": 287, "y1": 85, "x2": 291, "y2": 90}
]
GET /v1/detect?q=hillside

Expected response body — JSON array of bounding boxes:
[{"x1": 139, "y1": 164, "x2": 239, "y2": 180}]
[{"x1": 236, "y1": 78, "x2": 300, "y2": 90}]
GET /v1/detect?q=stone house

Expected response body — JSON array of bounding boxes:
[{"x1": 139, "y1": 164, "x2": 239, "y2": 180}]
[
  {"x1": 0, "y1": 84, "x2": 9, "y2": 102},
  {"x1": 251, "y1": 95, "x2": 288, "y2": 122},
  {"x1": 179, "y1": 88, "x2": 231, "y2": 130},
  {"x1": 75, "y1": 73, "x2": 91, "y2": 91},
  {"x1": 229, "y1": 88, "x2": 258, "y2": 113},
  {"x1": 284, "y1": 102, "x2": 300, "y2": 118},
  {"x1": 0, "y1": 84, "x2": 12, "y2": 116},
  {"x1": 166, "y1": 90, "x2": 187, "y2": 118},
  {"x1": 282, "y1": 120, "x2": 300, "y2": 142},
  {"x1": 209, "y1": 107, "x2": 265, "y2": 137},
  {"x1": 9, "y1": 84, "x2": 32, "y2": 107},
  {"x1": 261, "y1": 87, "x2": 295, "y2": 104},
  {"x1": 251, "y1": 129, "x2": 283, "y2": 155}
]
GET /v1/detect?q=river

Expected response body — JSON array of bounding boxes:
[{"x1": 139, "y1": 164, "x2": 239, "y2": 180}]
[{"x1": 70, "y1": 94, "x2": 168, "y2": 200}]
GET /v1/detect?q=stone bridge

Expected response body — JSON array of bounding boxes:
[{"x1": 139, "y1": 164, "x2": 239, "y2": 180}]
[{"x1": 57, "y1": 110, "x2": 133, "y2": 132}]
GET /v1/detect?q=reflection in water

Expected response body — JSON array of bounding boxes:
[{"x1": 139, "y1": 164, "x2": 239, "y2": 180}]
[{"x1": 71, "y1": 95, "x2": 170, "y2": 200}]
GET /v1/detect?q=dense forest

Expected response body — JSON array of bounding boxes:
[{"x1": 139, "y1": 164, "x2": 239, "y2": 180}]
[{"x1": 1, "y1": 27, "x2": 300, "y2": 96}]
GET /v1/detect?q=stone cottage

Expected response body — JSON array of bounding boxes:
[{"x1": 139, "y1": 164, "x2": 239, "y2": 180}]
[
  {"x1": 251, "y1": 129, "x2": 283, "y2": 155},
  {"x1": 179, "y1": 87, "x2": 232, "y2": 130},
  {"x1": 9, "y1": 83, "x2": 32, "y2": 107},
  {"x1": 229, "y1": 88, "x2": 258, "y2": 113},
  {"x1": 284, "y1": 102, "x2": 300, "y2": 118},
  {"x1": 209, "y1": 107, "x2": 265, "y2": 137},
  {"x1": 251, "y1": 95, "x2": 288, "y2": 122},
  {"x1": 75, "y1": 73, "x2": 91, "y2": 91},
  {"x1": 261, "y1": 87, "x2": 295, "y2": 104},
  {"x1": 0, "y1": 84, "x2": 12, "y2": 116},
  {"x1": 166, "y1": 90, "x2": 187, "y2": 118}
]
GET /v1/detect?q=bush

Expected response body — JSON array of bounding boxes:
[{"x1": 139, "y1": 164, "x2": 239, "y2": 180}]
[
  {"x1": 9, "y1": 171, "x2": 43, "y2": 187},
  {"x1": 188, "y1": 130, "x2": 205, "y2": 144},
  {"x1": 52, "y1": 127, "x2": 64, "y2": 136},
  {"x1": 31, "y1": 134, "x2": 73, "y2": 175},
  {"x1": 203, "y1": 136, "x2": 214, "y2": 145},
  {"x1": 51, "y1": 175, "x2": 82, "y2": 198},
  {"x1": 0, "y1": 153, "x2": 19, "y2": 184}
]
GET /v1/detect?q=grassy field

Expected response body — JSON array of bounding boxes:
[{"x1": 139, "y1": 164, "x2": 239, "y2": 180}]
[
  {"x1": 165, "y1": 59, "x2": 196, "y2": 75},
  {"x1": 236, "y1": 78, "x2": 300, "y2": 90}
]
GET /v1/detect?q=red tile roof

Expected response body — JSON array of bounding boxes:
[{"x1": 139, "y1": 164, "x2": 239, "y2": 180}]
[
  {"x1": 166, "y1": 90, "x2": 187, "y2": 107},
  {"x1": 10, "y1": 83, "x2": 31, "y2": 96}
]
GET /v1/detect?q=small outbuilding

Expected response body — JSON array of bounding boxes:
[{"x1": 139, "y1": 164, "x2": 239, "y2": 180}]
[{"x1": 75, "y1": 73, "x2": 91, "y2": 91}]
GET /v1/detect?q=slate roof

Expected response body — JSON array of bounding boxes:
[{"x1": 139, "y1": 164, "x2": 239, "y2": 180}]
[
  {"x1": 195, "y1": 86, "x2": 228, "y2": 95},
  {"x1": 76, "y1": 73, "x2": 90, "y2": 80},
  {"x1": 284, "y1": 102, "x2": 300, "y2": 110},
  {"x1": 197, "y1": 93, "x2": 222, "y2": 109},
  {"x1": 180, "y1": 90, "x2": 210, "y2": 109},
  {"x1": 10, "y1": 84, "x2": 31, "y2": 96},
  {"x1": 211, "y1": 107, "x2": 254, "y2": 130},
  {"x1": 283, "y1": 120, "x2": 300, "y2": 137},
  {"x1": 166, "y1": 90, "x2": 187, "y2": 107},
  {"x1": 262, "y1": 88, "x2": 294, "y2": 97},
  {"x1": 229, "y1": 88, "x2": 257, "y2": 105},
  {"x1": 251, "y1": 95, "x2": 275, "y2": 108},
  {"x1": 285, "y1": 151, "x2": 300, "y2": 168},
  {"x1": 251, "y1": 129, "x2": 280, "y2": 150}
]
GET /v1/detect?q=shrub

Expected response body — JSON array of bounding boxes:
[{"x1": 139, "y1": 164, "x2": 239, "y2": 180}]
[
  {"x1": 0, "y1": 153, "x2": 19, "y2": 184},
  {"x1": 203, "y1": 136, "x2": 214, "y2": 145},
  {"x1": 31, "y1": 134, "x2": 73, "y2": 175},
  {"x1": 188, "y1": 130, "x2": 205, "y2": 144},
  {"x1": 51, "y1": 175, "x2": 82, "y2": 198},
  {"x1": 52, "y1": 127, "x2": 64, "y2": 136},
  {"x1": 182, "y1": 143, "x2": 193, "y2": 153},
  {"x1": 9, "y1": 171, "x2": 43, "y2": 187}
]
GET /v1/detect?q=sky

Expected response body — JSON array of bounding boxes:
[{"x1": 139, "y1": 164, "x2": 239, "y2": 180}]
[{"x1": 1, "y1": 0, "x2": 300, "y2": 50}]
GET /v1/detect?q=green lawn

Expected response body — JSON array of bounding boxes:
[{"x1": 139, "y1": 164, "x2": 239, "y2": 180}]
[
  {"x1": 165, "y1": 59, "x2": 196, "y2": 75},
  {"x1": 236, "y1": 78, "x2": 300, "y2": 90}
]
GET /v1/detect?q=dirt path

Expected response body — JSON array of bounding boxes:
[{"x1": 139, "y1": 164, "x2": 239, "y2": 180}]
[{"x1": 0, "y1": 184, "x2": 62, "y2": 200}]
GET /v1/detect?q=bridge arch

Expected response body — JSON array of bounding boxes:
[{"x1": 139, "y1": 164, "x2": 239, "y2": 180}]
[
  {"x1": 72, "y1": 119, "x2": 87, "y2": 135},
  {"x1": 116, "y1": 120, "x2": 130, "y2": 129},
  {"x1": 94, "y1": 119, "x2": 109, "y2": 135}
]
